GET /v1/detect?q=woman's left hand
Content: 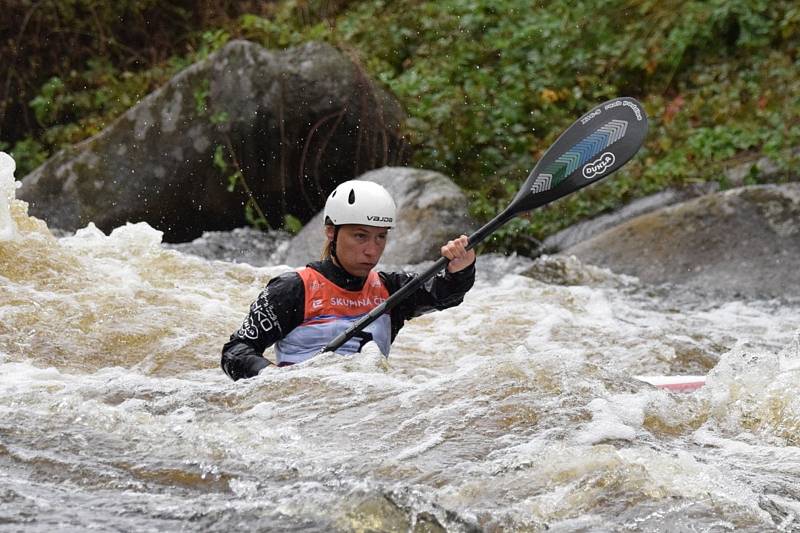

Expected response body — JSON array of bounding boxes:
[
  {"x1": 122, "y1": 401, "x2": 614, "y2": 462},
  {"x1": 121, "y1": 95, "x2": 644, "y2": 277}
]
[{"x1": 442, "y1": 235, "x2": 476, "y2": 273}]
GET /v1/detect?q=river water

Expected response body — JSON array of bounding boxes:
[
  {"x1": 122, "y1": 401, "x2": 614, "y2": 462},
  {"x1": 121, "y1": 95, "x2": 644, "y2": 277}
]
[{"x1": 2, "y1": 158, "x2": 800, "y2": 532}]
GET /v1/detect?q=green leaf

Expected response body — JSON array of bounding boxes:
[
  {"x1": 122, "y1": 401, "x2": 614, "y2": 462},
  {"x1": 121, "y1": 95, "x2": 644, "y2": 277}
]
[
  {"x1": 283, "y1": 214, "x2": 303, "y2": 235},
  {"x1": 214, "y1": 145, "x2": 228, "y2": 173},
  {"x1": 245, "y1": 198, "x2": 269, "y2": 230},
  {"x1": 226, "y1": 171, "x2": 241, "y2": 193},
  {"x1": 210, "y1": 111, "x2": 230, "y2": 125},
  {"x1": 194, "y1": 79, "x2": 210, "y2": 116}
]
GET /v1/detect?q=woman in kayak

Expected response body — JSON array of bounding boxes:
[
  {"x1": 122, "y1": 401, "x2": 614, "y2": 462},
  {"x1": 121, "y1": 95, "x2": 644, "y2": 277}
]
[{"x1": 221, "y1": 180, "x2": 476, "y2": 381}]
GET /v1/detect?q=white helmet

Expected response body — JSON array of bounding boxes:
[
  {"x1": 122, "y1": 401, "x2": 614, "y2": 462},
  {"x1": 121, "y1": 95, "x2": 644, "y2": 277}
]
[{"x1": 323, "y1": 180, "x2": 396, "y2": 228}]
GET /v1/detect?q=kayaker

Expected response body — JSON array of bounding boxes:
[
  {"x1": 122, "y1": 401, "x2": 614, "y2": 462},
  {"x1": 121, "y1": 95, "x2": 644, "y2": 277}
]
[{"x1": 221, "y1": 180, "x2": 476, "y2": 381}]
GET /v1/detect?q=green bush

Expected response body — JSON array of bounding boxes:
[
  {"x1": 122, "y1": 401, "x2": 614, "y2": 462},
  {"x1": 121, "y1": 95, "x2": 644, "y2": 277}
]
[
  {"x1": 5, "y1": 0, "x2": 799, "y2": 254},
  {"x1": 324, "y1": 0, "x2": 800, "y2": 252}
]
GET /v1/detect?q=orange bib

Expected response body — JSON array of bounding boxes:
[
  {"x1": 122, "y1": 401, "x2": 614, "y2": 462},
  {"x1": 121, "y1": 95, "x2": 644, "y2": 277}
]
[{"x1": 275, "y1": 268, "x2": 392, "y2": 364}]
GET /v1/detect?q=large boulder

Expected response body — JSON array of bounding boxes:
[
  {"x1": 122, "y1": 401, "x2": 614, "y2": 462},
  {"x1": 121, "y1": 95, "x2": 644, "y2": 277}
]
[
  {"x1": 541, "y1": 183, "x2": 718, "y2": 253},
  {"x1": 281, "y1": 167, "x2": 477, "y2": 267},
  {"x1": 563, "y1": 184, "x2": 800, "y2": 298},
  {"x1": 18, "y1": 40, "x2": 407, "y2": 241}
]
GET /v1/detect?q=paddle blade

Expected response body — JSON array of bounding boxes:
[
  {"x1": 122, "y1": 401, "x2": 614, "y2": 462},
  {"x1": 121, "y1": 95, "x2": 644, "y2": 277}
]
[{"x1": 509, "y1": 97, "x2": 648, "y2": 214}]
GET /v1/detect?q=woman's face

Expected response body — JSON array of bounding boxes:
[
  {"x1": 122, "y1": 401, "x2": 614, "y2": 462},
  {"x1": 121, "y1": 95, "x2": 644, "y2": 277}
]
[{"x1": 326, "y1": 224, "x2": 389, "y2": 277}]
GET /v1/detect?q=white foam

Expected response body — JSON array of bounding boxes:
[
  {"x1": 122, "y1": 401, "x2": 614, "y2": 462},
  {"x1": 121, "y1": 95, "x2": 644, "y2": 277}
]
[
  {"x1": 576, "y1": 393, "x2": 651, "y2": 444},
  {"x1": 60, "y1": 221, "x2": 164, "y2": 256},
  {"x1": 0, "y1": 151, "x2": 19, "y2": 241},
  {"x1": 2, "y1": 179, "x2": 800, "y2": 530}
]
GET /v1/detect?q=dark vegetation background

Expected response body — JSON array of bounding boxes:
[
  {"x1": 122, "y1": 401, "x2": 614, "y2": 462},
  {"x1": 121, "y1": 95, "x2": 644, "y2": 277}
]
[{"x1": 2, "y1": 0, "x2": 798, "y2": 254}]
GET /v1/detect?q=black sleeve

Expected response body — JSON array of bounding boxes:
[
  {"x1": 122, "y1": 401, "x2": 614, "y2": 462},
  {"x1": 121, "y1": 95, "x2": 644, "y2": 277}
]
[
  {"x1": 379, "y1": 261, "x2": 476, "y2": 342},
  {"x1": 220, "y1": 271, "x2": 304, "y2": 381}
]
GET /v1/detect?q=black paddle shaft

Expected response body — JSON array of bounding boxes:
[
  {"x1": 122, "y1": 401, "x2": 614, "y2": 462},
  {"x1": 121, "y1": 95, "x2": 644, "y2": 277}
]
[{"x1": 322, "y1": 97, "x2": 648, "y2": 354}]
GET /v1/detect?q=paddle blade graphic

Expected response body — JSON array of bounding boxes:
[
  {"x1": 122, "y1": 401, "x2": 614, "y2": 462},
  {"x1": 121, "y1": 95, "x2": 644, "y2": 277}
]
[{"x1": 509, "y1": 97, "x2": 648, "y2": 214}]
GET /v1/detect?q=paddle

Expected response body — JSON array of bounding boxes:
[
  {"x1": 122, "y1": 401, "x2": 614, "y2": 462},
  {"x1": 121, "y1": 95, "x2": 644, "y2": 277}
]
[{"x1": 322, "y1": 96, "x2": 648, "y2": 354}]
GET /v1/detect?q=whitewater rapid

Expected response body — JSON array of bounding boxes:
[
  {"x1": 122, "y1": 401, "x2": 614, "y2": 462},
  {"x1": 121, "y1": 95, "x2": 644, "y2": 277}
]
[{"x1": 2, "y1": 153, "x2": 800, "y2": 531}]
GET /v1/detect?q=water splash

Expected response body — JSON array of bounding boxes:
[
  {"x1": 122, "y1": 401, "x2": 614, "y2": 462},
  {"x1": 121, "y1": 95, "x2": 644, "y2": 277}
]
[
  {"x1": 2, "y1": 148, "x2": 800, "y2": 529},
  {"x1": 0, "y1": 151, "x2": 19, "y2": 241},
  {"x1": 0, "y1": 160, "x2": 286, "y2": 375}
]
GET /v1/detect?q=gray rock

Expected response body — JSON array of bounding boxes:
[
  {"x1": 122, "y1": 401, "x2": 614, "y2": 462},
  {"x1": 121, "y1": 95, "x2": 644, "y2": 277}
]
[
  {"x1": 563, "y1": 184, "x2": 800, "y2": 298},
  {"x1": 541, "y1": 183, "x2": 718, "y2": 253},
  {"x1": 18, "y1": 40, "x2": 407, "y2": 241},
  {"x1": 163, "y1": 227, "x2": 291, "y2": 265},
  {"x1": 280, "y1": 167, "x2": 477, "y2": 268},
  {"x1": 521, "y1": 254, "x2": 635, "y2": 288}
]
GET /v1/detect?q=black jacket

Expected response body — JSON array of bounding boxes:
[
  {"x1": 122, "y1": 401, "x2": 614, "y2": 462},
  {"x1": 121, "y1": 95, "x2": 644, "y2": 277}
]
[{"x1": 221, "y1": 259, "x2": 475, "y2": 380}]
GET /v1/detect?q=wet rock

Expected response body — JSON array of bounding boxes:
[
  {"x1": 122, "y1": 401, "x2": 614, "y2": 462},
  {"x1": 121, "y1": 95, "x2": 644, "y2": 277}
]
[
  {"x1": 563, "y1": 184, "x2": 800, "y2": 298},
  {"x1": 541, "y1": 183, "x2": 718, "y2": 253},
  {"x1": 18, "y1": 40, "x2": 407, "y2": 242},
  {"x1": 280, "y1": 167, "x2": 477, "y2": 267},
  {"x1": 163, "y1": 227, "x2": 291, "y2": 265},
  {"x1": 521, "y1": 254, "x2": 636, "y2": 288}
]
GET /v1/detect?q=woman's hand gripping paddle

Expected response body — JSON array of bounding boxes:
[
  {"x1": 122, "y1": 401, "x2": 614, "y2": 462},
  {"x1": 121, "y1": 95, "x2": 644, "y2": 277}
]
[{"x1": 322, "y1": 96, "x2": 649, "y2": 354}]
